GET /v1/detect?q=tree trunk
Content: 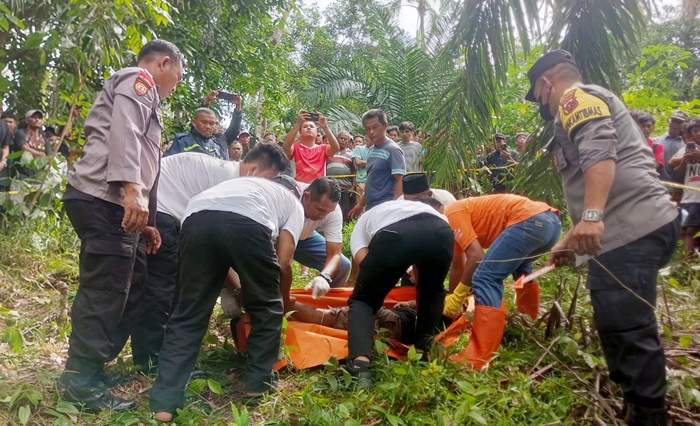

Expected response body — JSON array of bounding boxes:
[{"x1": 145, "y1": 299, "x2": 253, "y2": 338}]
[
  {"x1": 683, "y1": 0, "x2": 699, "y2": 18},
  {"x1": 418, "y1": 0, "x2": 426, "y2": 46}
]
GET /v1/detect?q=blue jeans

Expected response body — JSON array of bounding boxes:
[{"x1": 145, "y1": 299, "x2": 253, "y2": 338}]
[
  {"x1": 294, "y1": 231, "x2": 351, "y2": 287},
  {"x1": 473, "y1": 211, "x2": 561, "y2": 307}
]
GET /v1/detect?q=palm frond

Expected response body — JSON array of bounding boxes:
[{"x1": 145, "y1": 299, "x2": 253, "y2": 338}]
[
  {"x1": 325, "y1": 106, "x2": 363, "y2": 133},
  {"x1": 549, "y1": 0, "x2": 654, "y2": 92},
  {"x1": 304, "y1": 65, "x2": 367, "y2": 108},
  {"x1": 425, "y1": 0, "x2": 539, "y2": 189}
]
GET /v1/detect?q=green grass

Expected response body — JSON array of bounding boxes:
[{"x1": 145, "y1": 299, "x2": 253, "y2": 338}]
[{"x1": 1, "y1": 214, "x2": 699, "y2": 425}]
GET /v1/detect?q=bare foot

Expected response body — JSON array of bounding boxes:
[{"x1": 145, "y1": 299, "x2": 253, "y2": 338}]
[{"x1": 154, "y1": 411, "x2": 173, "y2": 422}]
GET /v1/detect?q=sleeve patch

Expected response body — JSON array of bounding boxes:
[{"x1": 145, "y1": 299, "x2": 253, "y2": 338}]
[
  {"x1": 134, "y1": 70, "x2": 155, "y2": 96},
  {"x1": 559, "y1": 88, "x2": 611, "y2": 138}
]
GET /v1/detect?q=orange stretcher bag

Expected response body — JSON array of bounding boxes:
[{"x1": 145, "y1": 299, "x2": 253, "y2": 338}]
[{"x1": 232, "y1": 287, "x2": 473, "y2": 369}]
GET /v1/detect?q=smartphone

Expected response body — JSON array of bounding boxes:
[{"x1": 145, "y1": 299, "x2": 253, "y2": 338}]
[
  {"x1": 500, "y1": 143, "x2": 508, "y2": 152},
  {"x1": 689, "y1": 142, "x2": 698, "y2": 151},
  {"x1": 217, "y1": 91, "x2": 236, "y2": 102},
  {"x1": 306, "y1": 111, "x2": 320, "y2": 122}
]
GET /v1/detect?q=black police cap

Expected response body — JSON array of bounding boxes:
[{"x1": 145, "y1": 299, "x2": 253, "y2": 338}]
[{"x1": 525, "y1": 50, "x2": 579, "y2": 102}]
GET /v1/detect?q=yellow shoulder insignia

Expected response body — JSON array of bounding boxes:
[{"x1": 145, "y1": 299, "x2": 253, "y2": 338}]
[{"x1": 558, "y1": 88, "x2": 611, "y2": 138}]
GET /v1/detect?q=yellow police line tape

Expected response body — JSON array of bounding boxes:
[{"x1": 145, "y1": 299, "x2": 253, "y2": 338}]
[
  {"x1": 660, "y1": 181, "x2": 700, "y2": 192},
  {"x1": 328, "y1": 165, "x2": 516, "y2": 179},
  {"x1": 5, "y1": 178, "x2": 694, "y2": 195}
]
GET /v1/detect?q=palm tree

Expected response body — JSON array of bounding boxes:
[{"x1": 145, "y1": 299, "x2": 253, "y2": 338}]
[
  {"x1": 423, "y1": 0, "x2": 655, "y2": 196},
  {"x1": 385, "y1": 0, "x2": 458, "y2": 48},
  {"x1": 304, "y1": 8, "x2": 451, "y2": 132}
]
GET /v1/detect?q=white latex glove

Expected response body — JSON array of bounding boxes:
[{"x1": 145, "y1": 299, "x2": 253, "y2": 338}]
[{"x1": 305, "y1": 276, "x2": 330, "y2": 299}]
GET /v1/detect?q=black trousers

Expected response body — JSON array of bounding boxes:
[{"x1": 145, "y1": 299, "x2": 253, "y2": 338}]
[
  {"x1": 63, "y1": 191, "x2": 146, "y2": 375},
  {"x1": 150, "y1": 211, "x2": 283, "y2": 413},
  {"x1": 348, "y1": 214, "x2": 454, "y2": 359},
  {"x1": 131, "y1": 212, "x2": 180, "y2": 370},
  {"x1": 588, "y1": 219, "x2": 678, "y2": 408}
]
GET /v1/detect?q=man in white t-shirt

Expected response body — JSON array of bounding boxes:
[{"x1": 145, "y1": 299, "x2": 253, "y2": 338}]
[
  {"x1": 399, "y1": 173, "x2": 457, "y2": 206},
  {"x1": 295, "y1": 178, "x2": 351, "y2": 292},
  {"x1": 345, "y1": 199, "x2": 454, "y2": 388},
  {"x1": 132, "y1": 144, "x2": 289, "y2": 375},
  {"x1": 151, "y1": 177, "x2": 304, "y2": 421}
]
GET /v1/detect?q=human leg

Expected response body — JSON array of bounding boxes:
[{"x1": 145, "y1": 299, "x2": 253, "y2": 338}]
[
  {"x1": 588, "y1": 220, "x2": 677, "y2": 423},
  {"x1": 474, "y1": 211, "x2": 560, "y2": 308},
  {"x1": 293, "y1": 230, "x2": 350, "y2": 286},
  {"x1": 60, "y1": 196, "x2": 139, "y2": 411},
  {"x1": 131, "y1": 213, "x2": 180, "y2": 373},
  {"x1": 410, "y1": 220, "x2": 454, "y2": 352},
  {"x1": 149, "y1": 212, "x2": 230, "y2": 414},
  {"x1": 227, "y1": 219, "x2": 285, "y2": 394},
  {"x1": 347, "y1": 228, "x2": 412, "y2": 361}
]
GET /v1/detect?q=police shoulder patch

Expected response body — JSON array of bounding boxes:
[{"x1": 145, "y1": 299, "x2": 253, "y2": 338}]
[
  {"x1": 558, "y1": 88, "x2": 611, "y2": 138},
  {"x1": 134, "y1": 70, "x2": 155, "y2": 96}
]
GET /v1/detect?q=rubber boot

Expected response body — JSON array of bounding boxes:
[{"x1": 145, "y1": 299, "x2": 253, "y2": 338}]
[
  {"x1": 515, "y1": 281, "x2": 540, "y2": 320},
  {"x1": 450, "y1": 305, "x2": 506, "y2": 369},
  {"x1": 625, "y1": 403, "x2": 669, "y2": 426}
]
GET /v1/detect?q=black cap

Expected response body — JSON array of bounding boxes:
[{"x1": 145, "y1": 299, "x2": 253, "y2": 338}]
[
  {"x1": 525, "y1": 50, "x2": 579, "y2": 102},
  {"x1": 670, "y1": 110, "x2": 690, "y2": 122},
  {"x1": 272, "y1": 175, "x2": 302, "y2": 199},
  {"x1": 494, "y1": 133, "x2": 506, "y2": 141},
  {"x1": 403, "y1": 173, "x2": 430, "y2": 195}
]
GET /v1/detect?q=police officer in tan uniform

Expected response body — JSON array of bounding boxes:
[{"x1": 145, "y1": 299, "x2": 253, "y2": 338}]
[
  {"x1": 57, "y1": 40, "x2": 185, "y2": 412},
  {"x1": 526, "y1": 50, "x2": 678, "y2": 426}
]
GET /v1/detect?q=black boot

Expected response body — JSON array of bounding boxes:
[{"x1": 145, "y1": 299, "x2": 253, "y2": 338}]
[
  {"x1": 59, "y1": 372, "x2": 136, "y2": 413},
  {"x1": 625, "y1": 403, "x2": 669, "y2": 426},
  {"x1": 57, "y1": 370, "x2": 124, "y2": 390},
  {"x1": 345, "y1": 359, "x2": 372, "y2": 388}
]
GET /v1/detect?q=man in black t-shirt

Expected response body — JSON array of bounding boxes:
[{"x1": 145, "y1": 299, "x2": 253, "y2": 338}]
[{"x1": 485, "y1": 133, "x2": 518, "y2": 193}]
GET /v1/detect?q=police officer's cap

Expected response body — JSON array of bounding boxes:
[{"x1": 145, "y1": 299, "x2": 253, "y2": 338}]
[{"x1": 525, "y1": 50, "x2": 579, "y2": 102}]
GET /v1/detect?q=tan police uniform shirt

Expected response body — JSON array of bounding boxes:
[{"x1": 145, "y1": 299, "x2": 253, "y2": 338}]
[
  {"x1": 66, "y1": 67, "x2": 163, "y2": 214},
  {"x1": 548, "y1": 82, "x2": 677, "y2": 254}
]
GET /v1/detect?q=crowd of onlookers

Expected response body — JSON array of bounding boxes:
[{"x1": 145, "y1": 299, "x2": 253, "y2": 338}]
[
  {"x1": 630, "y1": 109, "x2": 700, "y2": 253},
  {"x1": 3, "y1": 91, "x2": 699, "y2": 252}
]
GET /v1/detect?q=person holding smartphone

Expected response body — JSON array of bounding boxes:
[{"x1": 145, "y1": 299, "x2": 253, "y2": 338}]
[
  {"x1": 669, "y1": 119, "x2": 700, "y2": 253},
  {"x1": 201, "y1": 89, "x2": 243, "y2": 150},
  {"x1": 282, "y1": 110, "x2": 340, "y2": 183}
]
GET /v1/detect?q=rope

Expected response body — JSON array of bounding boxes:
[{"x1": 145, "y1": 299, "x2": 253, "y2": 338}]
[{"x1": 477, "y1": 249, "x2": 656, "y2": 310}]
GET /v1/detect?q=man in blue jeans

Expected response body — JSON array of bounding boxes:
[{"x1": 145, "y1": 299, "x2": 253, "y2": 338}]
[
  {"x1": 441, "y1": 194, "x2": 561, "y2": 369},
  {"x1": 296, "y1": 178, "x2": 351, "y2": 293}
]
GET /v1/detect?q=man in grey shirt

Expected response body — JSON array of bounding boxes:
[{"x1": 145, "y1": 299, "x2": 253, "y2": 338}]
[
  {"x1": 526, "y1": 50, "x2": 678, "y2": 426},
  {"x1": 58, "y1": 40, "x2": 185, "y2": 412},
  {"x1": 655, "y1": 110, "x2": 690, "y2": 202},
  {"x1": 397, "y1": 121, "x2": 422, "y2": 173}
]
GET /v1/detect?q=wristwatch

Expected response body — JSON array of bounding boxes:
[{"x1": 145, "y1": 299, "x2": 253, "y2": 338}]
[
  {"x1": 581, "y1": 209, "x2": 604, "y2": 222},
  {"x1": 318, "y1": 272, "x2": 333, "y2": 285}
]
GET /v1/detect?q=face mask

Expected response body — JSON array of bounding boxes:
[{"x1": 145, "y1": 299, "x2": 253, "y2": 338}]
[
  {"x1": 536, "y1": 78, "x2": 555, "y2": 121},
  {"x1": 539, "y1": 103, "x2": 555, "y2": 121},
  {"x1": 246, "y1": 168, "x2": 257, "y2": 177}
]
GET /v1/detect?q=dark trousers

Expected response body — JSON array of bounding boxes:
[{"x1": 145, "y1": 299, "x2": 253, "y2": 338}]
[
  {"x1": 63, "y1": 192, "x2": 145, "y2": 375},
  {"x1": 131, "y1": 212, "x2": 180, "y2": 371},
  {"x1": 339, "y1": 189, "x2": 351, "y2": 222},
  {"x1": 588, "y1": 219, "x2": 678, "y2": 408},
  {"x1": 348, "y1": 214, "x2": 454, "y2": 359},
  {"x1": 150, "y1": 211, "x2": 283, "y2": 413}
]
